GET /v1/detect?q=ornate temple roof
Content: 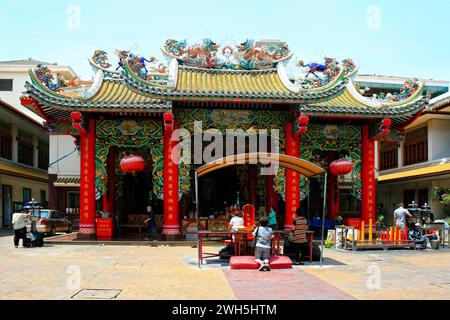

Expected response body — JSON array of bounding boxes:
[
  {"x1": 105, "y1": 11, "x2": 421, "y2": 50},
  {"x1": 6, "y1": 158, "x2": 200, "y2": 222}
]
[
  {"x1": 20, "y1": 40, "x2": 429, "y2": 127},
  {"x1": 302, "y1": 80, "x2": 427, "y2": 126},
  {"x1": 121, "y1": 62, "x2": 351, "y2": 103},
  {"x1": 22, "y1": 66, "x2": 170, "y2": 121}
]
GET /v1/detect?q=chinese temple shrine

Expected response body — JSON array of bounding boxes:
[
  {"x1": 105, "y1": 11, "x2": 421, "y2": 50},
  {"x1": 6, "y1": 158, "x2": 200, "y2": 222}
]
[{"x1": 20, "y1": 39, "x2": 428, "y2": 238}]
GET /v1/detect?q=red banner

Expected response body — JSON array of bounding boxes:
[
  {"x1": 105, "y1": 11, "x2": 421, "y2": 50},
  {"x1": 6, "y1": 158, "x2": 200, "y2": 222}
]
[
  {"x1": 285, "y1": 123, "x2": 300, "y2": 230},
  {"x1": 162, "y1": 118, "x2": 180, "y2": 235},
  {"x1": 243, "y1": 204, "x2": 255, "y2": 240}
]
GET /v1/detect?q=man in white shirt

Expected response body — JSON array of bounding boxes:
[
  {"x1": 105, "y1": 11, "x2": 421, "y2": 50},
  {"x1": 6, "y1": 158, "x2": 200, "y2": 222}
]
[
  {"x1": 229, "y1": 212, "x2": 244, "y2": 231},
  {"x1": 12, "y1": 212, "x2": 31, "y2": 248},
  {"x1": 394, "y1": 203, "x2": 412, "y2": 230}
]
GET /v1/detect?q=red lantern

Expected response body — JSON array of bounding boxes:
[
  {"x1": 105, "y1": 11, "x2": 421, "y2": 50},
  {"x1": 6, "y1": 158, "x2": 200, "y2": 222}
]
[
  {"x1": 120, "y1": 155, "x2": 146, "y2": 174},
  {"x1": 329, "y1": 159, "x2": 353, "y2": 176}
]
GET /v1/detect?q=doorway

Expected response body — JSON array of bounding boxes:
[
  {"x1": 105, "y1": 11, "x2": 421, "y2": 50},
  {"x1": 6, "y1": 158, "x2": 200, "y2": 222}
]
[
  {"x1": 198, "y1": 166, "x2": 240, "y2": 217},
  {"x1": 119, "y1": 172, "x2": 153, "y2": 216},
  {"x1": 2, "y1": 185, "x2": 12, "y2": 228},
  {"x1": 115, "y1": 168, "x2": 162, "y2": 238},
  {"x1": 304, "y1": 178, "x2": 324, "y2": 220}
]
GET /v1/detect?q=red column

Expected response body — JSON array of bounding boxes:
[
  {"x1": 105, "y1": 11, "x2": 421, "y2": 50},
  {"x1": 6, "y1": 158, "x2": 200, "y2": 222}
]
[
  {"x1": 285, "y1": 123, "x2": 300, "y2": 230},
  {"x1": 361, "y1": 125, "x2": 376, "y2": 224},
  {"x1": 103, "y1": 148, "x2": 116, "y2": 224},
  {"x1": 79, "y1": 118, "x2": 96, "y2": 236},
  {"x1": 248, "y1": 165, "x2": 258, "y2": 206},
  {"x1": 162, "y1": 119, "x2": 180, "y2": 236},
  {"x1": 266, "y1": 175, "x2": 278, "y2": 213}
]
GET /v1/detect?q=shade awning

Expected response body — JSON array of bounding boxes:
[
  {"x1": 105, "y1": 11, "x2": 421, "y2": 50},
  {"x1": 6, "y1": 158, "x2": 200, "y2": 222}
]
[
  {"x1": 196, "y1": 153, "x2": 325, "y2": 178},
  {"x1": 378, "y1": 162, "x2": 450, "y2": 183}
]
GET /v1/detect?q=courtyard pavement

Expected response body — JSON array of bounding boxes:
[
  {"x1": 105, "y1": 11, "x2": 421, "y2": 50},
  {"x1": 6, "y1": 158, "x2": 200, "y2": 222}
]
[{"x1": 0, "y1": 230, "x2": 449, "y2": 300}]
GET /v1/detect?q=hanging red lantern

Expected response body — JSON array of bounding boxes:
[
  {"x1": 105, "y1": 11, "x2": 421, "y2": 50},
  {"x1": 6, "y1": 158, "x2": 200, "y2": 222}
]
[
  {"x1": 120, "y1": 155, "x2": 146, "y2": 174},
  {"x1": 329, "y1": 159, "x2": 353, "y2": 176}
]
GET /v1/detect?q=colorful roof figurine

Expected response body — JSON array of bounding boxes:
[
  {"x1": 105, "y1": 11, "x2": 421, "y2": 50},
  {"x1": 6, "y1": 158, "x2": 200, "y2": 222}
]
[
  {"x1": 20, "y1": 39, "x2": 429, "y2": 128},
  {"x1": 161, "y1": 38, "x2": 293, "y2": 70},
  {"x1": 121, "y1": 41, "x2": 358, "y2": 103},
  {"x1": 302, "y1": 78, "x2": 427, "y2": 126},
  {"x1": 117, "y1": 50, "x2": 174, "y2": 88},
  {"x1": 22, "y1": 61, "x2": 169, "y2": 122}
]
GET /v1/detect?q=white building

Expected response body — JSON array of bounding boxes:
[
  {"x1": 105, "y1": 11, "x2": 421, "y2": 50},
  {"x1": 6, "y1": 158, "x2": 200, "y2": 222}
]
[
  {"x1": 0, "y1": 99, "x2": 49, "y2": 228},
  {"x1": 0, "y1": 58, "x2": 77, "y2": 123},
  {"x1": 0, "y1": 59, "x2": 80, "y2": 224},
  {"x1": 377, "y1": 91, "x2": 450, "y2": 223}
]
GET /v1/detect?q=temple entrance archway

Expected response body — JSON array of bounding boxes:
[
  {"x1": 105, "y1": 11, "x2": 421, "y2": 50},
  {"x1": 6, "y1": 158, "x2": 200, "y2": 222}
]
[
  {"x1": 195, "y1": 153, "x2": 326, "y2": 229},
  {"x1": 195, "y1": 153, "x2": 328, "y2": 268}
]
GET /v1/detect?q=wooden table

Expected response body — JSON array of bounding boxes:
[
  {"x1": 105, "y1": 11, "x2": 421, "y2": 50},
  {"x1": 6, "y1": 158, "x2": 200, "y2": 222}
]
[{"x1": 198, "y1": 231, "x2": 251, "y2": 267}]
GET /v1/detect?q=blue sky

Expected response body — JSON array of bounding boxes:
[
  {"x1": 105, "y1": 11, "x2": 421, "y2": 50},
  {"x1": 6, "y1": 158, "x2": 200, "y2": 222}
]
[{"x1": 1, "y1": 0, "x2": 450, "y2": 81}]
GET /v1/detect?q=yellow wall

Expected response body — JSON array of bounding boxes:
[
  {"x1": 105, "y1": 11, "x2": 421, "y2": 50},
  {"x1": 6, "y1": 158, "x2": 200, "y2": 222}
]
[{"x1": 0, "y1": 173, "x2": 48, "y2": 227}]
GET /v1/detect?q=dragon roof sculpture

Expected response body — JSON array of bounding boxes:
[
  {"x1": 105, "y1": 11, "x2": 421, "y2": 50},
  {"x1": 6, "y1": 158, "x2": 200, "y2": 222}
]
[{"x1": 161, "y1": 38, "x2": 293, "y2": 70}]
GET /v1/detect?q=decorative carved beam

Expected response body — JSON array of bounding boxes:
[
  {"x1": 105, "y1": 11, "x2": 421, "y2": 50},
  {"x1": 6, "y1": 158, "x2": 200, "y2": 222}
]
[
  {"x1": 20, "y1": 96, "x2": 51, "y2": 123},
  {"x1": 371, "y1": 118, "x2": 392, "y2": 141},
  {"x1": 163, "y1": 112, "x2": 174, "y2": 133},
  {"x1": 71, "y1": 111, "x2": 87, "y2": 136},
  {"x1": 294, "y1": 114, "x2": 309, "y2": 139}
]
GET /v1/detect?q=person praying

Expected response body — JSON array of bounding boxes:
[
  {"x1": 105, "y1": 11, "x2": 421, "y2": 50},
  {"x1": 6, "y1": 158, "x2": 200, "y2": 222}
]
[{"x1": 253, "y1": 217, "x2": 274, "y2": 272}]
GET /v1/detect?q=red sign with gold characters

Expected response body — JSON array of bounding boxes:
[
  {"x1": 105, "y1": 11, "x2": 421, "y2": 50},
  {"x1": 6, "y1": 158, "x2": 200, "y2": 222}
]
[
  {"x1": 243, "y1": 204, "x2": 255, "y2": 240},
  {"x1": 96, "y1": 218, "x2": 113, "y2": 238},
  {"x1": 361, "y1": 125, "x2": 376, "y2": 224},
  {"x1": 162, "y1": 116, "x2": 180, "y2": 235},
  {"x1": 285, "y1": 123, "x2": 300, "y2": 229},
  {"x1": 367, "y1": 138, "x2": 376, "y2": 222}
]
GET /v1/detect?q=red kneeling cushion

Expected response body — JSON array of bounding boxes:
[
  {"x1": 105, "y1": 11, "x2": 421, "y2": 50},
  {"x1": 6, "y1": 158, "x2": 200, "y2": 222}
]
[
  {"x1": 269, "y1": 256, "x2": 293, "y2": 269},
  {"x1": 230, "y1": 256, "x2": 259, "y2": 270}
]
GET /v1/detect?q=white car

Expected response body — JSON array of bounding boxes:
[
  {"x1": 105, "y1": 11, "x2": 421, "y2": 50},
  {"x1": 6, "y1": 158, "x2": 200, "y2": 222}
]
[{"x1": 24, "y1": 209, "x2": 72, "y2": 236}]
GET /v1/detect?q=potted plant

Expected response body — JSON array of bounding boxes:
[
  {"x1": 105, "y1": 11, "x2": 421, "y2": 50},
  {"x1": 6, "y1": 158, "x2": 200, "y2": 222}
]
[
  {"x1": 433, "y1": 187, "x2": 450, "y2": 216},
  {"x1": 376, "y1": 214, "x2": 385, "y2": 230}
]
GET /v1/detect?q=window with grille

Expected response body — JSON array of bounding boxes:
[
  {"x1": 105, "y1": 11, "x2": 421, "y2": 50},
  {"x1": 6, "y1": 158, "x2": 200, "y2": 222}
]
[
  {"x1": 418, "y1": 189, "x2": 429, "y2": 207},
  {"x1": 38, "y1": 142, "x2": 49, "y2": 170},
  {"x1": 18, "y1": 140, "x2": 34, "y2": 166},
  {"x1": 0, "y1": 79, "x2": 13, "y2": 91},
  {"x1": 404, "y1": 127, "x2": 428, "y2": 166},
  {"x1": 379, "y1": 142, "x2": 398, "y2": 171},
  {"x1": 404, "y1": 139, "x2": 428, "y2": 166},
  {"x1": 40, "y1": 190, "x2": 47, "y2": 208},
  {"x1": 403, "y1": 190, "x2": 416, "y2": 207},
  {"x1": 0, "y1": 132, "x2": 12, "y2": 160},
  {"x1": 23, "y1": 188, "x2": 32, "y2": 204}
]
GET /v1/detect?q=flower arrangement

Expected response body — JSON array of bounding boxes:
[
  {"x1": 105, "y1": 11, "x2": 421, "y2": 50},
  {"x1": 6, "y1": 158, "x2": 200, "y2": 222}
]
[{"x1": 433, "y1": 187, "x2": 450, "y2": 207}]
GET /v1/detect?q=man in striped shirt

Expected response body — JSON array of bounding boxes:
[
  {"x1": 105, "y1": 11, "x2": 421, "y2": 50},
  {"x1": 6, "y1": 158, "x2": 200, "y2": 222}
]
[{"x1": 290, "y1": 208, "x2": 309, "y2": 265}]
